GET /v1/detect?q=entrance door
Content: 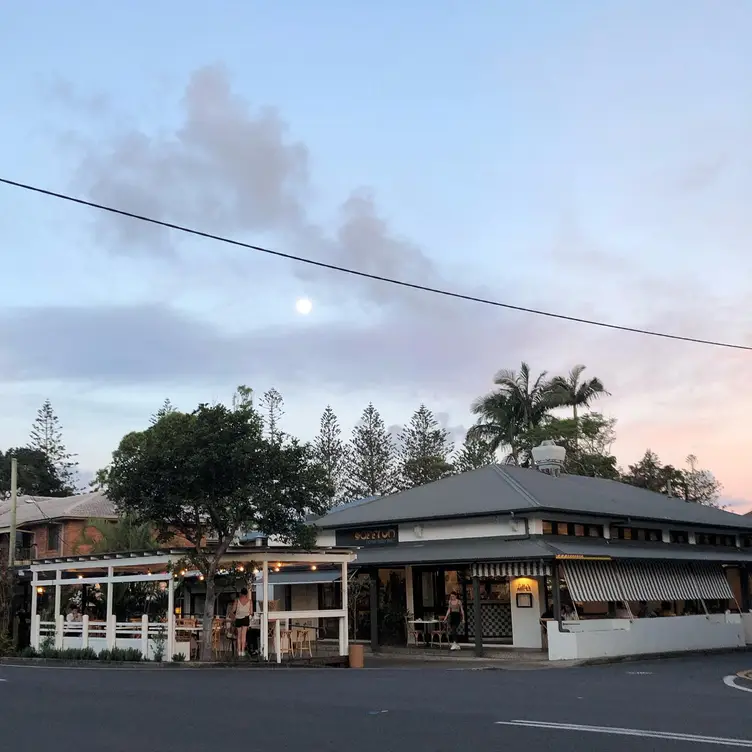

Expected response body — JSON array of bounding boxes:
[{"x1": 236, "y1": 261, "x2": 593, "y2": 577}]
[{"x1": 412, "y1": 567, "x2": 470, "y2": 643}]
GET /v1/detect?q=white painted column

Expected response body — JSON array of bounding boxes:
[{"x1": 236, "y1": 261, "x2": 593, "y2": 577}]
[
  {"x1": 106, "y1": 567, "x2": 115, "y2": 649},
  {"x1": 166, "y1": 576, "x2": 175, "y2": 662},
  {"x1": 261, "y1": 560, "x2": 269, "y2": 660},
  {"x1": 30, "y1": 574, "x2": 39, "y2": 649},
  {"x1": 81, "y1": 615, "x2": 89, "y2": 649},
  {"x1": 340, "y1": 560, "x2": 349, "y2": 656},
  {"x1": 274, "y1": 619, "x2": 281, "y2": 664},
  {"x1": 55, "y1": 614, "x2": 64, "y2": 649},
  {"x1": 141, "y1": 614, "x2": 149, "y2": 658}
]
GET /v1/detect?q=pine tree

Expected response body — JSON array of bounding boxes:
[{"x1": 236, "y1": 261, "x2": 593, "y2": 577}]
[
  {"x1": 397, "y1": 405, "x2": 454, "y2": 489},
  {"x1": 455, "y1": 432, "x2": 497, "y2": 473},
  {"x1": 150, "y1": 398, "x2": 177, "y2": 425},
  {"x1": 28, "y1": 399, "x2": 78, "y2": 493},
  {"x1": 346, "y1": 403, "x2": 395, "y2": 499},
  {"x1": 260, "y1": 388, "x2": 285, "y2": 443},
  {"x1": 313, "y1": 406, "x2": 349, "y2": 506}
]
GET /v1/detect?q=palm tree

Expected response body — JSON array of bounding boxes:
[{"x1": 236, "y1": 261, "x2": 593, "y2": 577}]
[
  {"x1": 470, "y1": 362, "x2": 559, "y2": 464},
  {"x1": 79, "y1": 516, "x2": 157, "y2": 554},
  {"x1": 549, "y1": 364, "x2": 610, "y2": 446}
]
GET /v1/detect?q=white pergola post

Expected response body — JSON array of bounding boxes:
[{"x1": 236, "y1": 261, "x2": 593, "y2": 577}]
[
  {"x1": 106, "y1": 566, "x2": 115, "y2": 649},
  {"x1": 340, "y1": 560, "x2": 349, "y2": 657},
  {"x1": 30, "y1": 574, "x2": 39, "y2": 649},
  {"x1": 166, "y1": 575, "x2": 175, "y2": 662},
  {"x1": 141, "y1": 614, "x2": 149, "y2": 658},
  {"x1": 261, "y1": 560, "x2": 269, "y2": 660},
  {"x1": 54, "y1": 572, "x2": 62, "y2": 648},
  {"x1": 81, "y1": 615, "x2": 89, "y2": 649}
]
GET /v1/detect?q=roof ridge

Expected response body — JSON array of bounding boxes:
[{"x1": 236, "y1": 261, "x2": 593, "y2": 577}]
[{"x1": 491, "y1": 465, "x2": 543, "y2": 508}]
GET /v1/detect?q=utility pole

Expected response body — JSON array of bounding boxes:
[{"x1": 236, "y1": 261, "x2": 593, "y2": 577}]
[{"x1": 7, "y1": 456, "x2": 18, "y2": 567}]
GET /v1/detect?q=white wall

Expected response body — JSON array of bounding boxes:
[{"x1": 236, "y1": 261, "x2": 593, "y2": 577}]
[
  {"x1": 510, "y1": 576, "x2": 544, "y2": 649},
  {"x1": 547, "y1": 614, "x2": 746, "y2": 661},
  {"x1": 742, "y1": 613, "x2": 752, "y2": 645}
]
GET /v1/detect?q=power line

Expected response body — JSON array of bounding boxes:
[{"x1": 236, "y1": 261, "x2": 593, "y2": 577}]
[{"x1": 1, "y1": 175, "x2": 750, "y2": 352}]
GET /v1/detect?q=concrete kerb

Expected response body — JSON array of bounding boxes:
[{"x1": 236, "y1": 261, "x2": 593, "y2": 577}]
[
  {"x1": 0, "y1": 657, "x2": 348, "y2": 670},
  {"x1": 579, "y1": 645, "x2": 752, "y2": 667}
]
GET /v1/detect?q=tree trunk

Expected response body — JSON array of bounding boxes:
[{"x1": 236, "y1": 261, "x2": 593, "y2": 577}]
[
  {"x1": 200, "y1": 564, "x2": 217, "y2": 661},
  {"x1": 572, "y1": 404, "x2": 579, "y2": 449}
]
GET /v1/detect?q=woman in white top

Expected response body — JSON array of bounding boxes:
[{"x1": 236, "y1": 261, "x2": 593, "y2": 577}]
[{"x1": 234, "y1": 588, "x2": 253, "y2": 657}]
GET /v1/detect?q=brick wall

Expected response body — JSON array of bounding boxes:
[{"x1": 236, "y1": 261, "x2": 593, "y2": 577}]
[{"x1": 29, "y1": 521, "x2": 105, "y2": 558}]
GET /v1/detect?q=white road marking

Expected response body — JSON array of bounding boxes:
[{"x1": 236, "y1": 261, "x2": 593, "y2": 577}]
[
  {"x1": 626, "y1": 671, "x2": 653, "y2": 675},
  {"x1": 496, "y1": 720, "x2": 752, "y2": 747},
  {"x1": 724, "y1": 675, "x2": 752, "y2": 694}
]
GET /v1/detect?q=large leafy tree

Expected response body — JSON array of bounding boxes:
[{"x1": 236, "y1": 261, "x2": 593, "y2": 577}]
[
  {"x1": 517, "y1": 414, "x2": 619, "y2": 480},
  {"x1": 0, "y1": 447, "x2": 67, "y2": 498},
  {"x1": 260, "y1": 387, "x2": 285, "y2": 443},
  {"x1": 622, "y1": 449, "x2": 681, "y2": 495},
  {"x1": 346, "y1": 403, "x2": 395, "y2": 499},
  {"x1": 397, "y1": 405, "x2": 454, "y2": 489},
  {"x1": 470, "y1": 362, "x2": 558, "y2": 465},
  {"x1": 105, "y1": 386, "x2": 330, "y2": 660},
  {"x1": 549, "y1": 365, "x2": 610, "y2": 446},
  {"x1": 28, "y1": 399, "x2": 78, "y2": 493},
  {"x1": 454, "y1": 432, "x2": 497, "y2": 474},
  {"x1": 314, "y1": 406, "x2": 349, "y2": 506}
]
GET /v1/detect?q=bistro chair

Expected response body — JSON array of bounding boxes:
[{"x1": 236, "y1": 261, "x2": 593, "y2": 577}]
[
  {"x1": 405, "y1": 614, "x2": 425, "y2": 646},
  {"x1": 430, "y1": 620, "x2": 450, "y2": 649},
  {"x1": 294, "y1": 627, "x2": 314, "y2": 658}
]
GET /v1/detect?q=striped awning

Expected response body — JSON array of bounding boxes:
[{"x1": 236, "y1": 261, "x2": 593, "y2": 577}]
[
  {"x1": 471, "y1": 561, "x2": 551, "y2": 578},
  {"x1": 561, "y1": 559, "x2": 733, "y2": 603}
]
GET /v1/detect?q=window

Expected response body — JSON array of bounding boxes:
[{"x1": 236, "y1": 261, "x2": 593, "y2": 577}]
[
  {"x1": 696, "y1": 533, "x2": 738, "y2": 547},
  {"x1": 612, "y1": 526, "x2": 663, "y2": 542},
  {"x1": 670, "y1": 530, "x2": 689, "y2": 544},
  {"x1": 542, "y1": 520, "x2": 603, "y2": 538},
  {"x1": 47, "y1": 524, "x2": 61, "y2": 552},
  {"x1": 742, "y1": 536, "x2": 752, "y2": 549}
]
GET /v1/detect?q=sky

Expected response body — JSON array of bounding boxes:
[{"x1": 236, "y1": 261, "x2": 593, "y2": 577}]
[{"x1": 1, "y1": 1, "x2": 750, "y2": 510}]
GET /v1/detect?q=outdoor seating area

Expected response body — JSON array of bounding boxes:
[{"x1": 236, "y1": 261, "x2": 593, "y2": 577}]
[{"x1": 23, "y1": 545, "x2": 355, "y2": 663}]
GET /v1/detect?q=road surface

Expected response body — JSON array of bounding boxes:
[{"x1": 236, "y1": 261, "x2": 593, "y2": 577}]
[{"x1": 1, "y1": 653, "x2": 751, "y2": 751}]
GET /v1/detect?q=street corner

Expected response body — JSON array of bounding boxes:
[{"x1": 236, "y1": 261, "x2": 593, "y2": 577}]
[
  {"x1": 736, "y1": 669, "x2": 752, "y2": 685},
  {"x1": 723, "y1": 670, "x2": 752, "y2": 694}
]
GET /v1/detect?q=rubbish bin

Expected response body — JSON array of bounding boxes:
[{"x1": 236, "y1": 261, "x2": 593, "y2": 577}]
[{"x1": 348, "y1": 643, "x2": 364, "y2": 669}]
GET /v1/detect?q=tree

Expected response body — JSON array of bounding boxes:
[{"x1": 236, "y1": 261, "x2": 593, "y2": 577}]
[
  {"x1": 470, "y1": 362, "x2": 559, "y2": 465},
  {"x1": 622, "y1": 450, "x2": 681, "y2": 495},
  {"x1": 313, "y1": 406, "x2": 349, "y2": 506},
  {"x1": 397, "y1": 405, "x2": 454, "y2": 489},
  {"x1": 346, "y1": 404, "x2": 395, "y2": 499},
  {"x1": 454, "y1": 432, "x2": 497, "y2": 474},
  {"x1": 28, "y1": 399, "x2": 77, "y2": 493},
  {"x1": 150, "y1": 398, "x2": 177, "y2": 425},
  {"x1": 0, "y1": 447, "x2": 67, "y2": 498},
  {"x1": 260, "y1": 388, "x2": 285, "y2": 443},
  {"x1": 105, "y1": 386, "x2": 330, "y2": 660},
  {"x1": 79, "y1": 516, "x2": 158, "y2": 554},
  {"x1": 549, "y1": 365, "x2": 610, "y2": 446},
  {"x1": 675, "y1": 454, "x2": 723, "y2": 506},
  {"x1": 517, "y1": 414, "x2": 619, "y2": 480}
]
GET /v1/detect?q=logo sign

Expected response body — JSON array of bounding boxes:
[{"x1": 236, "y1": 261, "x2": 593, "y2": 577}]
[{"x1": 336, "y1": 526, "x2": 399, "y2": 547}]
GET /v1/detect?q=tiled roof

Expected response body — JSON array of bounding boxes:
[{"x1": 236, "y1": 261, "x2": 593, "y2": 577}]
[{"x1": 0, "y1": 491, "x2": 117, "y2": 531}]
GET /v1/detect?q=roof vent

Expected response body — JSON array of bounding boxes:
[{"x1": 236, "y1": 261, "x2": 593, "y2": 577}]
[{"x1": 531, "y1": 440, "x2": 566, "y2": 477}]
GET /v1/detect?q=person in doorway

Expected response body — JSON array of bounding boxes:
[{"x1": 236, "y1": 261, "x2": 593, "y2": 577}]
[
  {"x1": 443, "y1": 591, "x2": 465, "y2": 651},
  {"x1": 234, "y1": 588, "x2": 253, "y2": 657}
]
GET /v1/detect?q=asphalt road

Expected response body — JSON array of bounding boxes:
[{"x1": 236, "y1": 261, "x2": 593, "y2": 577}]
[{"x1": 2, "y1": 654, "x2": 752, "y2": 751}]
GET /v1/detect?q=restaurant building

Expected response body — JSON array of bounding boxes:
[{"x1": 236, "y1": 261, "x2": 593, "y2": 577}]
[{"x1": 269, "y1": 446, "x2": 752, "y2": 660}]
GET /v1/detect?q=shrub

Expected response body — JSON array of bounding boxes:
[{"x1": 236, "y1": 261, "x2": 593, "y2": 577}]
[
  {"x1": 99, "y1": 647, "x2": 143, "y2": 662},
  {"x1": 19, "y1": 646, "x2": 38, "y2": 658},
  {"x1": 171, "y1": 652, "x2": 186, "y2": 663}
]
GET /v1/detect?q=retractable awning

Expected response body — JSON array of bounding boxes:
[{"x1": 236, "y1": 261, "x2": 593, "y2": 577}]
[
  {"x1": 471, "y1": 561, "x2": 551, "y2": 578},
  {"x1": 266, "y1": 570, "x2": 341, "y2": 587},
  {"x1": 561, "y1": 559, "x2": 733, "y2": 603}
]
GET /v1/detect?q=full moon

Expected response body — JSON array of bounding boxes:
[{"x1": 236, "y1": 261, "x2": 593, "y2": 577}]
[{"x1": 295, "y1": 298, "x2": 313, "y2": 315}]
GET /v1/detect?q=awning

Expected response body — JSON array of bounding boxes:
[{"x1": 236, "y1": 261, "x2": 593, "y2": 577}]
[
  {"x1": 266, "y1": 570, "x2": 341, "y2": 587},
  {"x1": 561, "y1": 559, "x2": 733, "y2": 603},
  {"x1": 471, "y1": 561, "x2": 551, "y2": 578}
]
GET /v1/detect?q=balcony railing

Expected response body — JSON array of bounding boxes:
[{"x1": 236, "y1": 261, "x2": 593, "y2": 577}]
[{"x1": 1, "y1": 544, "x2": 37, "y2": 563}]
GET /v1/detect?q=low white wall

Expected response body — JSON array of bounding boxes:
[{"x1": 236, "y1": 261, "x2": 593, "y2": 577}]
[
  {"x1": 742, "y1": 613, "x2": 752, "y2": 645},
  {"x1": 510, "y1": 577, "x2": 544, "y2": 649},
  {"x1": 547, "y1": 614, "x2": 746, "y2": 661}
]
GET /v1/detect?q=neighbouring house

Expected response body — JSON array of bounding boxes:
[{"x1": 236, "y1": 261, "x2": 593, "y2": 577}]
[{"x1": 0, "y1": 491, "x2": 117, "y2": 562}]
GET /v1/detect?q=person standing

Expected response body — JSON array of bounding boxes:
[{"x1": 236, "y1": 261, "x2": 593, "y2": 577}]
[
  {"x1": 443, "y1": 592, "x2": 465, "y2": 651},
  {"x1": 234, "y1": 588, "x2": 253, "y2": 657}
]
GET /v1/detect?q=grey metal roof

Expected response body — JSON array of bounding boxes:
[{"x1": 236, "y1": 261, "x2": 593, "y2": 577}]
[
  {"x1": 545, "y1": 538, "x2": 752, "y2": 563},
  {"x1": 350, "y1": 537, "x2": 553, "y2": 567},
  {"x1": 314, "y1": 465, "x2": 752, "y2": 531}
]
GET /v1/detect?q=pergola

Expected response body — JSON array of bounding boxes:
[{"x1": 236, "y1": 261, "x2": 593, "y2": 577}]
[{"x1": 23, "y1": 545, "x2": 355, "y2": 662}]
